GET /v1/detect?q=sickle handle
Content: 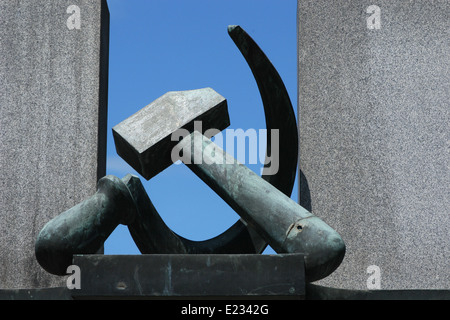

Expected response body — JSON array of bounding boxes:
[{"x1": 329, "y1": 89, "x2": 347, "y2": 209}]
[{"x1": 35, "y1": 175, "x2": 137, "y2": 275}]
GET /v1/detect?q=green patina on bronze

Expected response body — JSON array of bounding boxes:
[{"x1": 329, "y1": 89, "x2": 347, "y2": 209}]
[
  {"x1": 35, "y1": 26, "x2": 345, "y2": 283},
  {"x1": 35, "y1": 175, "x2": 137, "y2": 275}
]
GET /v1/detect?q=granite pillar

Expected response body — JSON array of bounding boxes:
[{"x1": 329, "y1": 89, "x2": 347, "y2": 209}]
[
  {"x1": 0, "y1": 0, "x2": 109, "y2": 289},
  {"x1": 298, "y1": 0, "x2": 449, "y2": 289}
]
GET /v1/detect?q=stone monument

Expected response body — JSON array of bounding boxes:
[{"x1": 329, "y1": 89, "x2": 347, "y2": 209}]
[
  {"x1": 32, "y1": 25, "x2": 345, "y2": 299},
  {"x1": 298, "y1": 0, "x2": 449, "y2": 290},
  {"x1": 0, "y1": 0, "x2": 109, "y2": 289},
  {"x1": 2, "y1": 0, "x2": 447, "y2": 300}
]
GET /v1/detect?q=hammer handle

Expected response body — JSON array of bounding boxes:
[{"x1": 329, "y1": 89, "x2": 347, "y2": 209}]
[{"x1": 176, "y1": 132, "x2": 345, "y2": 282}]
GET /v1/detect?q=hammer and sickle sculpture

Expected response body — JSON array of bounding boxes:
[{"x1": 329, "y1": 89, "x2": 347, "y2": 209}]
[{"x1": 35, "y1": 26, "x2": 345, "y2": 282}]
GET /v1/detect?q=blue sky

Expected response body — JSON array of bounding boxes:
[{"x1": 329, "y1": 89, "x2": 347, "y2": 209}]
[{"x1": 104, "y1": 0, "x2": 298, "y2": 254}]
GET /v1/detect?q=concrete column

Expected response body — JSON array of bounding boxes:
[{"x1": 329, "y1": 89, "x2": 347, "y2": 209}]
[
  {"x1": 0, "y1": 0, "x2": 109, "y2": 289},
  {"x1": 298, "y1": 0, "x2": 449, "y2": 289}
]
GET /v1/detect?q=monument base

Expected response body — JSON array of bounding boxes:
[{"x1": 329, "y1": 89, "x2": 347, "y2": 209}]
[
  {"x1": 0, "y1": 254, "x2": 306, "y2": 300},
  {"x1": 72, "y1": 254, "x2": 305, "y2": 300},
  {"x1": 0, "y1": 254, "x2": 305, "y2": 300},
  {"x1": 1, "y1": 254, "x2": 448, "y2": 300}
]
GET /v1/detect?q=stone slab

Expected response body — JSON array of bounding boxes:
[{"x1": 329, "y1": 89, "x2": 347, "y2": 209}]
[
  {"x1": 71, "y1": 254, "x2": 305, "y2": 299},
  {"x1": 0, "y1": 287, "x2": 72, "y2": 300},
  {"x1": 298, "y1": 0, "x2": 449, "y2": 290},
  {"x1": 0, "y1": 0, "x2": 109, "y2": 289},
  {"x1": 305, "y1": 284, "x2": 450, "y2": 300}
]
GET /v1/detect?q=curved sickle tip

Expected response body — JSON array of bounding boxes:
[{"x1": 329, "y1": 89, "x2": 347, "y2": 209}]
[{"x1": 227, "y1": 25, "x2": 240, "y2": 34}]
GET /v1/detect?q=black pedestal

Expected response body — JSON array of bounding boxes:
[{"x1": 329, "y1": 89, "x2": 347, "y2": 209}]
[
  {"x1": 71, "y1": 254, "x2": 305, "y2": 300},
  {"x1": 1, "y1": 254, "x2": 448, "y2": 301}
]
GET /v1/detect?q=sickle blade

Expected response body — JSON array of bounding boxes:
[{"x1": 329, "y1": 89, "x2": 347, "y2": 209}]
[
  {"x1": 205, "y1": 25, "x2": 298, "y2": 253},
  {"x1": 127, "y1": 26, "x2": 298, "y2": 255},
  {"x1": 227, "y1": 25, "x2": 298, "y2": 195}
]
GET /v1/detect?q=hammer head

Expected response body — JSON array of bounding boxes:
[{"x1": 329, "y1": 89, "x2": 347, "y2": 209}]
[{"x1": 112, "y1": 88, "x2": 229, "y2": 180}]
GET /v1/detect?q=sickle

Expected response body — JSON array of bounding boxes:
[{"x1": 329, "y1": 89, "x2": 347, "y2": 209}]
[{"x1": 127, "y1": 25, "x2": 298, "y2": 254}]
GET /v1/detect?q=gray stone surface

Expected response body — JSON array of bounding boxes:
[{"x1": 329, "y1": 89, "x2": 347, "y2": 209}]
[
  {"x1": 298, "y1": 0, "x2": 449, "y2": 289},
  {"x1": 0, "y1": 0, "x2": 109, "y2": 289}
]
